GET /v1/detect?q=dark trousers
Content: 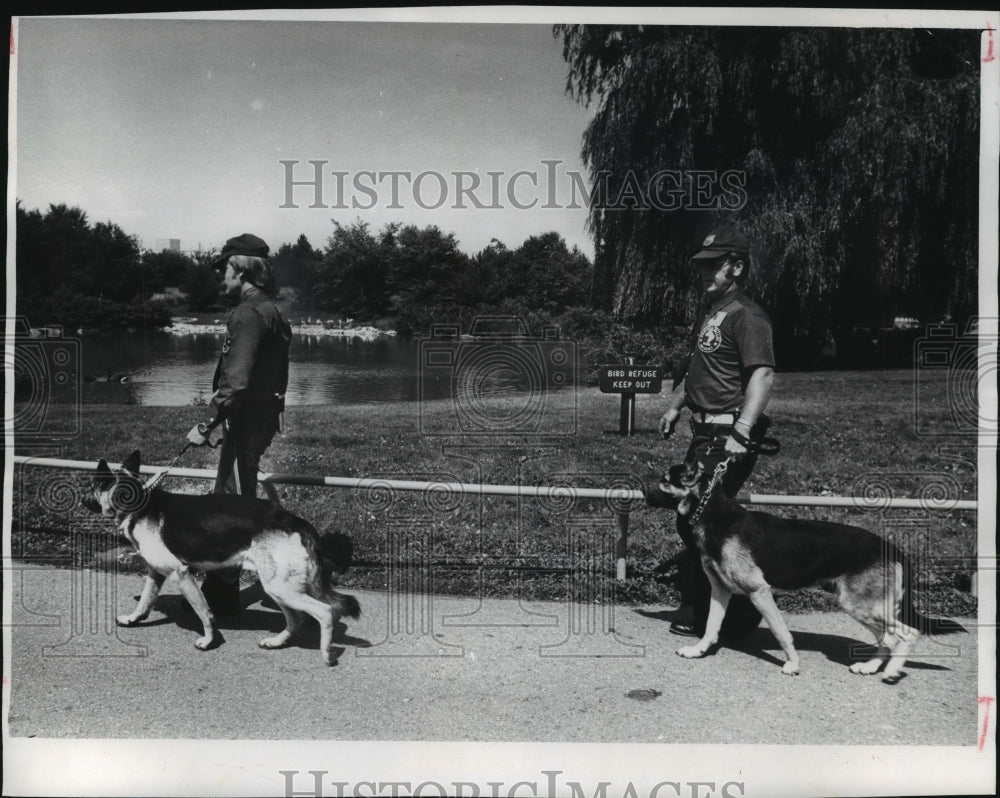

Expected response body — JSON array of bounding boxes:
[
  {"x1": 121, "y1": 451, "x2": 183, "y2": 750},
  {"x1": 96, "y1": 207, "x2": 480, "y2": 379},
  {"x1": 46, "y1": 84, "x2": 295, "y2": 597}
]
[
  {"x1": 212, "y1": 411, "x2": 279, "y2": 497},
  {"x1": 675, "y1": 420, "x2": 764, "y2": 639},
  {"x1": 202, "y1": 408, "x2": 279, "y2": 611}
]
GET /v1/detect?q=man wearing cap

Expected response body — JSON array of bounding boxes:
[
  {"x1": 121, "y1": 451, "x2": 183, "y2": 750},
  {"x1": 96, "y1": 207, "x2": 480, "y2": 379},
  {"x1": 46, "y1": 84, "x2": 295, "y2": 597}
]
[
  {"x1": 657, "y1": 225, "x2": 776, "y2": 639},
  {"x1": 186, "y1": 233, "x2": 292, "y2": 615}
]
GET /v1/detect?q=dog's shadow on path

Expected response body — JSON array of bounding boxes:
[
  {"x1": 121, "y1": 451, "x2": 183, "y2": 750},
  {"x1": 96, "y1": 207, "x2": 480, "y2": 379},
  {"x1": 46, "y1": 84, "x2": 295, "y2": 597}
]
[
  {"x1": 634, "y1": 609, "x2": 953, "y2": 672},
  {"x1": 134, "y1": 586, "x2": 372, "y2": 655}
]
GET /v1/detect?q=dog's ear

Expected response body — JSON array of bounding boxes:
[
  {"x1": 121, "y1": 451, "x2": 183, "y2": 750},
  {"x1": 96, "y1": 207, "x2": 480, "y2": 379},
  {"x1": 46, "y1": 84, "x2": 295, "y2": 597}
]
[
  {"x1": 679, "y1": 460, "x2": 702, "y2": 487},
  {"x1": 95, "y1": 459, "x2": 114, "y2": 487},
  {"x1": 122, "y1": 450, "x2": 141, "y2": 475}
]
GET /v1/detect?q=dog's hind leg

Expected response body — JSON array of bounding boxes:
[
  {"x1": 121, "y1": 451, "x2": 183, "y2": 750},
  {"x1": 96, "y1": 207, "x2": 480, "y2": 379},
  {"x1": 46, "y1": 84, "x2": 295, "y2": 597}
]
[
  {"x1": 746, "y1": 585, "x2": 800, "y2": 675},
  {"x1": 258, "y1": 603, "x2": 305, "y2": 650},
  {"x1": 880, "y1": 622, "x2": 921, "y2": 684},
  {"x1": 677, "y1": 570, "x2": 731, "y2": 660},
  {"x1": 269, "y1": 591, "x2": 340, "y2": 665},
  {"x1": 117, "y1": 567, "x2": 166, "y2": 627},
  {"x1": 174, "y1": 567, "x2": 219, "y2": 650},
  {"x1": 848, "y1": 621, "x2": 891, "y2": 676}
]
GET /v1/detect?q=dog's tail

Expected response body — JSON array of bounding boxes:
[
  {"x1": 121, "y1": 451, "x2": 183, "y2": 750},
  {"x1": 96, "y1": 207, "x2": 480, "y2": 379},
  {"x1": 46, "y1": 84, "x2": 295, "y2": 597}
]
[
  {"x1": 331, "y1": 592, "x2": 361, "y2": 621},
  {"x1": 319, "y1": 531, "x2": 353, "y2": 588},
  {"x1": 898, "y1": 554, "x2": 968, "y2": 636},
  {"x1": 261, "y1": 481, "x2": 281, "y2": 505},
  {"x1": 313, "y1": 530, "x2": 358, "y2": 619}
]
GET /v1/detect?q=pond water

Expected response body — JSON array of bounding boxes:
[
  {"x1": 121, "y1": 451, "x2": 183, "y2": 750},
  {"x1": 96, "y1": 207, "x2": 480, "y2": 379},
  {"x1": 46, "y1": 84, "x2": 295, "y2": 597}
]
[{"x1": 73, "y1": 329, "x2": 580, "y2": 407}]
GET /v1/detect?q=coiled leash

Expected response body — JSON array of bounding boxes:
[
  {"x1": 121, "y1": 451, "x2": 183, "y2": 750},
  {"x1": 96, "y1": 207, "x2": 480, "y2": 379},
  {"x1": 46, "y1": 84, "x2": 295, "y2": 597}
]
[{"x1": 729, "y1": 427, "x2": 781, "y2": 456}]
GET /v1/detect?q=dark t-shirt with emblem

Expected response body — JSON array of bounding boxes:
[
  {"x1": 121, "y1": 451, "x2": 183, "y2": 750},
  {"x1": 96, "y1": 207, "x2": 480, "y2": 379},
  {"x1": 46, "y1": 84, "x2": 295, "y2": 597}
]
[{"x1": 685, "y1": 286, "x2": 774, "y2": 413}]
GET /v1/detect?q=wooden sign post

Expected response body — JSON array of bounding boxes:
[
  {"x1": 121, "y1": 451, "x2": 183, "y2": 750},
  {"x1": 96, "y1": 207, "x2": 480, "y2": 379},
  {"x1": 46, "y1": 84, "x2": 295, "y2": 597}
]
[{"x1": 597, "y1": 360, "x2": 664, "y2": 436}]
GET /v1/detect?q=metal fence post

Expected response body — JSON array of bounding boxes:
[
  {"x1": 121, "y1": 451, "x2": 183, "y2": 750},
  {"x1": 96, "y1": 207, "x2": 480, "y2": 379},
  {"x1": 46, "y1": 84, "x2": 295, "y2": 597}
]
[{"x1": 616, "y1": 511, "x2": 629, "y2": 581}]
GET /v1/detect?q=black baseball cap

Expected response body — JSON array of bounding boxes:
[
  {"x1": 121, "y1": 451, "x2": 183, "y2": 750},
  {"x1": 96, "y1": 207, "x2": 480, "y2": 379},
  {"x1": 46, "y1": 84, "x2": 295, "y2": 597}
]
[
  {"x1": 212, "y1": 233, "x2": 270, "y2": 269},
  {"x1": 690, "y1": 226, "x2": 750, "y2": 261}
]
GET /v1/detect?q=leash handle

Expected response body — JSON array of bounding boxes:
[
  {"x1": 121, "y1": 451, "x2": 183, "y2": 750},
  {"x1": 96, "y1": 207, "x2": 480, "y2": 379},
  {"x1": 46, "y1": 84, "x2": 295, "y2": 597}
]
[{"x1": 196, "y1": 423, "x2": 223, "y2": 448}]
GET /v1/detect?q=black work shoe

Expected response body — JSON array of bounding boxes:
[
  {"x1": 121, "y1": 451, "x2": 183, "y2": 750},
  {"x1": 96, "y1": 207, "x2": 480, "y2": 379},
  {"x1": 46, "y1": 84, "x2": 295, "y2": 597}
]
[
  {"x1": 207, "y1": 599, "x2": 241, "y2": 619},
  {"x1": 669, "y1": 621, "x2": 703, "y2": 638},
  {"x1": 200, "y1": 585, "x2": 242, "y2": 619}
]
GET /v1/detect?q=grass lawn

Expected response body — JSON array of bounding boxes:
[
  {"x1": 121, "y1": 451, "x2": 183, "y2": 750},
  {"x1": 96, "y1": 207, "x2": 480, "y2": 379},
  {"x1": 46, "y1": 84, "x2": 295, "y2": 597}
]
[{"x1": 11, "y1": 369, "x2": 981, "y2": 616}]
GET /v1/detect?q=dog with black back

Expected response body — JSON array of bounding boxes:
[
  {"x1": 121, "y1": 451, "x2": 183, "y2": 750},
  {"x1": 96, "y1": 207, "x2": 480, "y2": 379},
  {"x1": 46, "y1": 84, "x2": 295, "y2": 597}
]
[
  {"x1": 652, "y1": 459, "x2": 964, "y2": 683},
  {"x1": 82, "y1": 451, "x2": 359, "y2": 665}
]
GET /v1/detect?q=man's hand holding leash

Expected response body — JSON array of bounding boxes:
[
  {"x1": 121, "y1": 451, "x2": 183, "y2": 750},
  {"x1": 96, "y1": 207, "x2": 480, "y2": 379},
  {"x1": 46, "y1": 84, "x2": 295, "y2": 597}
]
[
  {"x1": 723, "y1": 423, "x2": 751, "y2": 458},
  {"x1": 186, "y1": 421, "x2": 221, "y2": 448}
]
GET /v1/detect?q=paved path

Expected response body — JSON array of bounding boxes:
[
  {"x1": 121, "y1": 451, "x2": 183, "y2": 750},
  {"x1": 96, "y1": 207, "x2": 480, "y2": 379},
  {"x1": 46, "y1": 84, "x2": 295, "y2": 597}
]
[{"x1": 5, "y1": 564, "x2": 981, "y2": 746}]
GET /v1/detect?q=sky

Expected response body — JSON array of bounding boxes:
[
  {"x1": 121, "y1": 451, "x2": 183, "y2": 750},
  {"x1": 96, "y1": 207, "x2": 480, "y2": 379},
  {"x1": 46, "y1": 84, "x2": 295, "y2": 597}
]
[{"x1": 12, "y1": 15, "x2": 597, "y2": 259}]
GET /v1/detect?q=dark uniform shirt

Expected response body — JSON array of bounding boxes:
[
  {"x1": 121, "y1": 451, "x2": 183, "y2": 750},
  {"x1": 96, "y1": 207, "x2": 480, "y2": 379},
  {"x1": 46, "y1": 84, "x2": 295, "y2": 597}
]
[
  {"x1": 684, "y1": 286, "x2": 774, "y2": 414},
  {"x1": 210, "y1": 287, "x2": 292, "y2": 421}
]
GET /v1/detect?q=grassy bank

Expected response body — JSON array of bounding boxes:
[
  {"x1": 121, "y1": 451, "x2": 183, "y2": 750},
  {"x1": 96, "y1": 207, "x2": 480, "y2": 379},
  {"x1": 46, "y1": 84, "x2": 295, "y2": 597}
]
[{"x1": 11, "y1": 370, "x2": 980, "y2": 615}]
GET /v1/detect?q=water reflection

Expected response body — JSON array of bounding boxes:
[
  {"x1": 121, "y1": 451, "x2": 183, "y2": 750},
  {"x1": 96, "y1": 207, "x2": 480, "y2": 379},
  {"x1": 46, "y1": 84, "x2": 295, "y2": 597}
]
[{"x1": 75, "y1": 331, "x2": 563, "y2": 407}]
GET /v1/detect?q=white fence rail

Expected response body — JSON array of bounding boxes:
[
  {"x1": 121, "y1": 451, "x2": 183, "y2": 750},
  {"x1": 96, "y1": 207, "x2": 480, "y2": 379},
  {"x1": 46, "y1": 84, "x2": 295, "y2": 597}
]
[{"x1": 11, "y1": 455, "x2": 979, "y2": 581}]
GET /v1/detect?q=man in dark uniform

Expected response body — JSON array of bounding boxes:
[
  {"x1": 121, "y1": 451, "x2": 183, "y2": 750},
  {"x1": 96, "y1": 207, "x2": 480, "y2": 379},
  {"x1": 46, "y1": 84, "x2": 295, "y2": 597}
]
[
  {"x1": 657, "y1": 225, "x2": 776, "y2": 639},
  {"x1": 186, "y1": 233, "x2": 292, "y2": 615}
]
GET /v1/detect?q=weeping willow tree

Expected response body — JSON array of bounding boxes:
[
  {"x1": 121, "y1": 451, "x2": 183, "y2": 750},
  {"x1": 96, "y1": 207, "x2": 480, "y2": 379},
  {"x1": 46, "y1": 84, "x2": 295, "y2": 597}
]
[{"x1": 554, "y1": 25, "x2": 980, "y2": 364}]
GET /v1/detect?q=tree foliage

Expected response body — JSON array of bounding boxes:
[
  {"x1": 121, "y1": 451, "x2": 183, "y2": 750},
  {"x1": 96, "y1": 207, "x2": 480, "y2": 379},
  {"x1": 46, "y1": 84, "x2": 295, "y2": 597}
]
[
  {"x1": 16, "y1": 202, "x2": 223, "y2": 328},
  {"x1": 16, "y1": 202, "x2": 166, "y2": 330},
  {"x1": 554, "y1": 25, "x2": 980, "y2": 364},
  {"x1": 302, "y1": 220, "x2": 594, "y2": 335},
  {"x1": 271, "y1": 234, "x2": 322, "y2": 310}
]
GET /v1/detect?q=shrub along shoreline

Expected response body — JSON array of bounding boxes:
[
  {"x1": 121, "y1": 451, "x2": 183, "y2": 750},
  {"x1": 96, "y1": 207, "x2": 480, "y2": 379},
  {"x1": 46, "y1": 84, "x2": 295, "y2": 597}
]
[{"x1": 11, "y1": 370, "x2": 979, "y2": 616}]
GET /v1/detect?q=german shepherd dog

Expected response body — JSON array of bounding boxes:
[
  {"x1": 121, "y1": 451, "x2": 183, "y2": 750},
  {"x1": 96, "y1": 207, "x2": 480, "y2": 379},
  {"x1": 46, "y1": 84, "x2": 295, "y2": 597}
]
[
  {"x1": 82, "y1": 451, "x2": 360, "y2": 665},
  {"x1": 656, "y1": 460, "x2": 963, "y2": 682}
]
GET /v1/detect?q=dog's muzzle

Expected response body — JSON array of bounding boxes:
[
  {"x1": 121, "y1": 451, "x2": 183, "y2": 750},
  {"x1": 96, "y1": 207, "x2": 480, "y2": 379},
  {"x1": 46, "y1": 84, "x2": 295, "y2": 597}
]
[{"x1": 644, "y1": 480, "x2": 681, "y2": 509}]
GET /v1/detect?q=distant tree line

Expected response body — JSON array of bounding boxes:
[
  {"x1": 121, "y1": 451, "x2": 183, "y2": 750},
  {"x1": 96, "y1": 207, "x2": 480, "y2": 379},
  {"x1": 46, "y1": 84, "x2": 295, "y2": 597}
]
[
  {"x1": 16, "y1": 202, "x2": 617, "y2": 347},
  {"x1": 270, "y1": 222, "x2": 595, "y2": 336},
  {"x1": 16, "y1": 202, "x2": 219, "y2": 331}
]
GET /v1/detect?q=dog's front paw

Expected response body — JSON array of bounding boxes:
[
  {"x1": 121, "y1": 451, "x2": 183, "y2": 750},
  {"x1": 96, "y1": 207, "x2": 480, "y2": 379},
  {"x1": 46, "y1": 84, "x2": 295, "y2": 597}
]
[
  {"x1": 194, "y1": 634, "x2": 217, "y2": 651},
  {"x1": 116, "y1": 614, "x2": 143, "y2": 627},
  {"x1": 677, "y1": 644, "x2": 707, "y2": 659},
  {"x1": 849, "y1": 660, "x2": 882, "y2": 676},
  {"x1": 781, "y1": 660, "x2": 800, "y2": 676}
]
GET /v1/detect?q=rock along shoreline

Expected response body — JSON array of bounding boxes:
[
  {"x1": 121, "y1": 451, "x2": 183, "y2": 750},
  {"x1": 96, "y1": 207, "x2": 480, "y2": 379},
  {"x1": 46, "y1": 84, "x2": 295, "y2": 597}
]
[{"x1": 165, "y1": 320, "x2": 397, "y2": 341}]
